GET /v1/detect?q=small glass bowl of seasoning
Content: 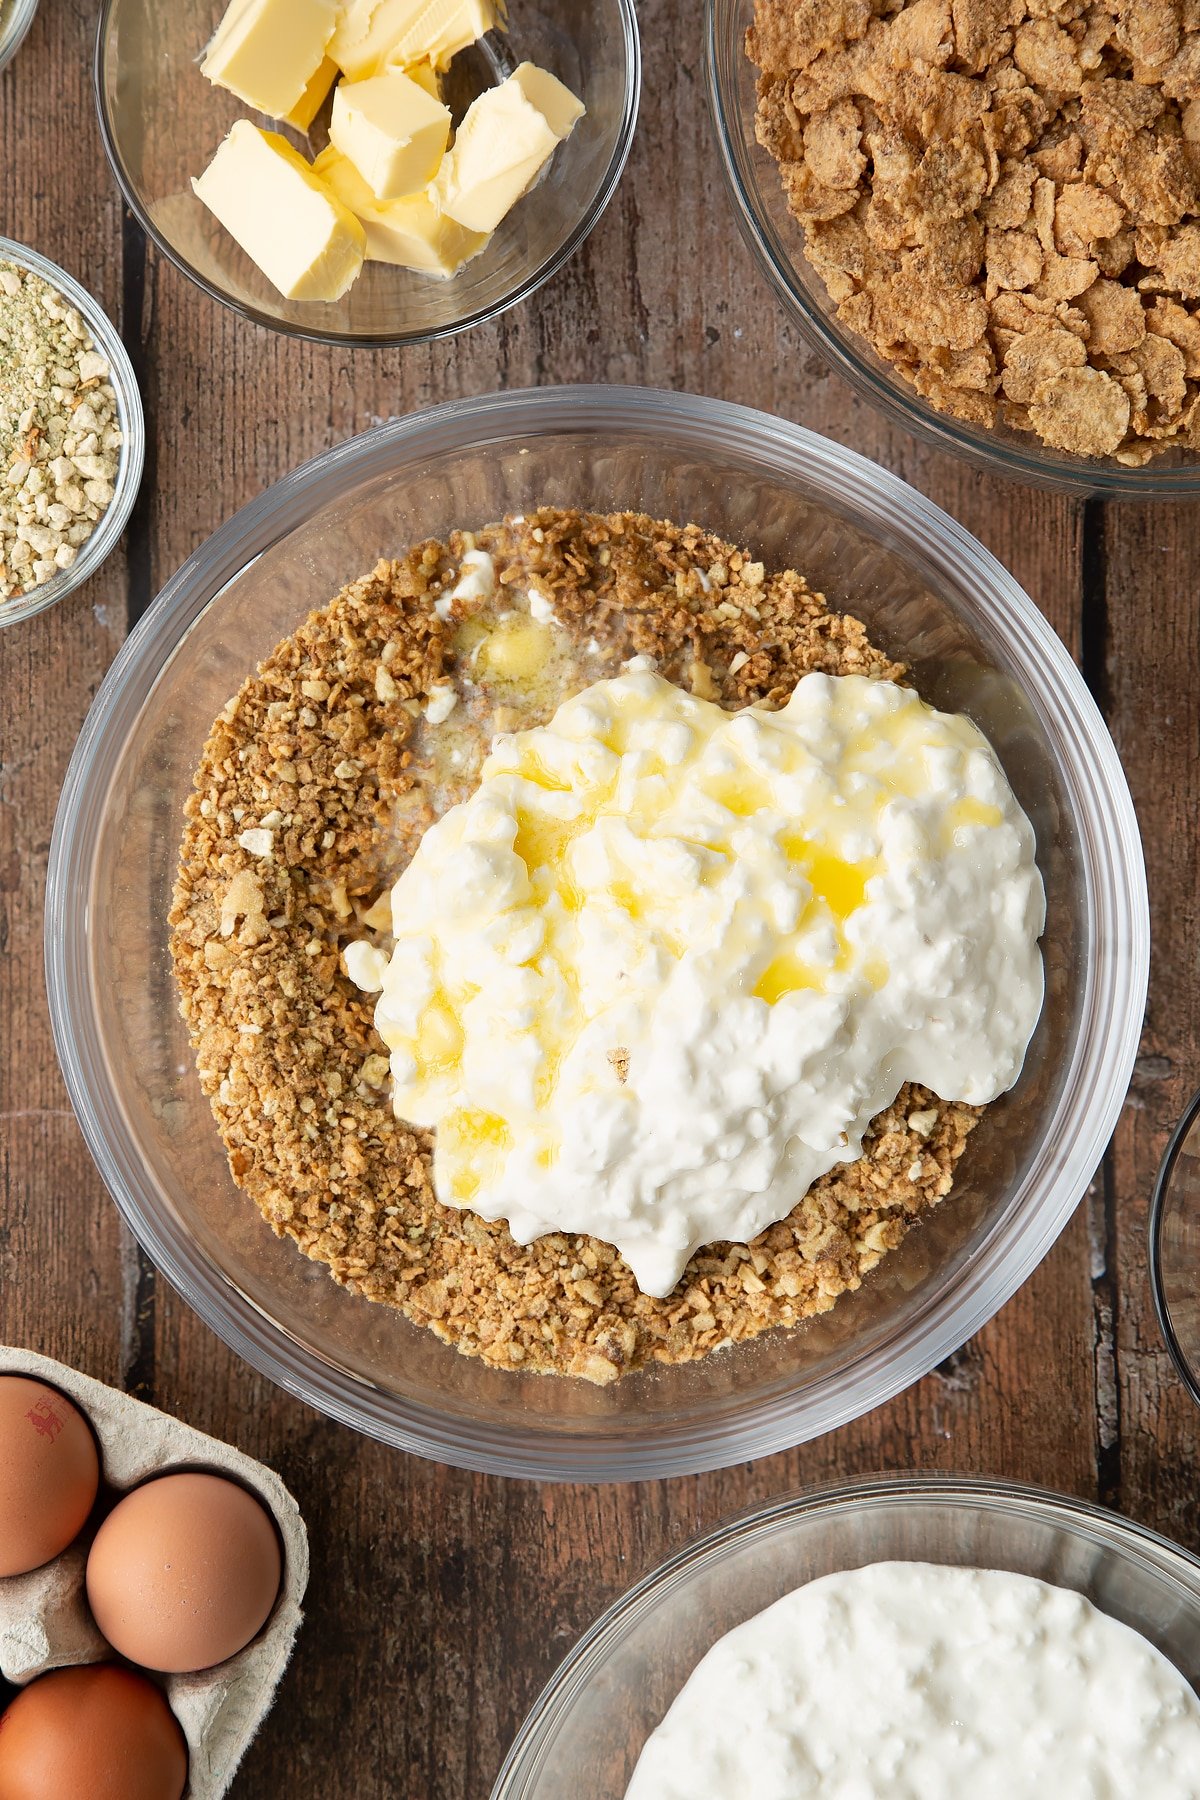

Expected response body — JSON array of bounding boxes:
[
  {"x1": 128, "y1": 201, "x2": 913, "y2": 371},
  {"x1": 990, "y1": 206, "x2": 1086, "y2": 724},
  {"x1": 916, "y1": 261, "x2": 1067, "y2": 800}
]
[
  {"x1": 0, "y1": 0, "x2": 39, "y2": 77},
  {"x1": 1149, "y1": 1085, "x2": 1200, "y2": 1410},
  {"x1": 0, "y1": 238, "x2": 144, "y2": 630}
]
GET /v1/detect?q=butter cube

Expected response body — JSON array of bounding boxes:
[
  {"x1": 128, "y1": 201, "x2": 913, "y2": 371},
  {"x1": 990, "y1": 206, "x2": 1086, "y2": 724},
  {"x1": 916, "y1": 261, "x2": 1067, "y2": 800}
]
[
  {"x1": 330, "y1": 69, "x2": 451, "y2": 202},
  {"x1": 193, "y1": 122, "x2": 366, "y2": 302},
  {"x1": 202, "y1": 0, "x2": 339, "y2": 121},
  {"x1": 433, "y1": 62, "x2": 585, "y2": 235},
  {"x1": 331, "y1": 0, "x2": 500, "y2": 81},
  {"x1": 396, "y1": 58, "x2": 442, "y2": 99},
  {"x1": 314, "y1": 147, "x2": 485, "y2": 274},
  {"x1": 283, "y1": 56, "x2": 340, "y2": 132}
]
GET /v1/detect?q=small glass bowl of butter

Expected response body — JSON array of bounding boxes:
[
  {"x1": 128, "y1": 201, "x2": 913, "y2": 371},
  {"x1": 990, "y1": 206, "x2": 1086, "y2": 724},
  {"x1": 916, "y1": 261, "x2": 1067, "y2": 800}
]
[
  {"x1": 94, "y1": 0, "x2": 640, "y2": 346},
  {"x1": 0, "y1": 0, "x2": 39, "y2": 76}
]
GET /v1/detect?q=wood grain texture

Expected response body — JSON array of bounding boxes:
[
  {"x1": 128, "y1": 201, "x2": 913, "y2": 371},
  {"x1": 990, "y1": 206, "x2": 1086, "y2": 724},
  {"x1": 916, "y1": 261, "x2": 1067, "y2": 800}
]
[
  {"x1": 1101, "y1": 500, "x2": 1200, "y2": 1545},
  {"x1": 0, "y1": 0, "x2": 135, "y2": 1401},
  {"x1": 0, "y1": 1, "x2": 1190, "y2": 1795}
]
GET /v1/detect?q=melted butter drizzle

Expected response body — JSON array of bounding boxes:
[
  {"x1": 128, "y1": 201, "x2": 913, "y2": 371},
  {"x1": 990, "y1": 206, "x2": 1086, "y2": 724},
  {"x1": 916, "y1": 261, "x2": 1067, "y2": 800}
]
[{"x1": 366, "y1": 565, "x2": 1018, "y2": 1209}]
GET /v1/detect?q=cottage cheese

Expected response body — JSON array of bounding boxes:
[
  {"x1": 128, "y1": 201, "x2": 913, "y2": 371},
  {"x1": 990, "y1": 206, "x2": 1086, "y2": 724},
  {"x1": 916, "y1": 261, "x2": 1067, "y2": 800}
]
[
  {"x1": 354, "y1": 668, "x2": 1044, "y2": 1297},
  {"x1": 625, "y1": 1562, "x2": 1200, "y2": 1799},
  {"x1": 435, "y1": 546, "x2": 495, "y2": 618}
]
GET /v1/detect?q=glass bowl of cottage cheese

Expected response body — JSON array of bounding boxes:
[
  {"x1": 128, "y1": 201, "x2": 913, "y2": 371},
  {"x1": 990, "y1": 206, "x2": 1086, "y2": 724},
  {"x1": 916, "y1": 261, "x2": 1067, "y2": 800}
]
[
  {"x1": 45, "y1": 386, "x2": 1147, "y2": 1480},
  {"x1": 94, "y1": 0, "x2": 639, "y2": 347},
  {"x1": 494, "y1": 1475, "x2": 1200, "y2": 1797}
]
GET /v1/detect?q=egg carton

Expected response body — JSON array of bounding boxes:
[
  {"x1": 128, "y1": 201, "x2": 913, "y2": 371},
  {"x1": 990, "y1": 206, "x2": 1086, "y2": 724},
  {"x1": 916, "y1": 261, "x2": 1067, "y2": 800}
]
[{"x1": 0, "y1": 1347, "x2": 309, "y2": 1798}]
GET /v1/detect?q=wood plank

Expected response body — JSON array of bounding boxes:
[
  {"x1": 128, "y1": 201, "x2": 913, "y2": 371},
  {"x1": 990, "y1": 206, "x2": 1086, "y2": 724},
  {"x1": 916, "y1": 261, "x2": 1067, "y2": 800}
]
[
  {"x1": 1100, "y1": 499, "x2": 1200, "y2": 1544},
  {"x1": 0, "y1": 0, "x2": 136, "y2": 1389}
]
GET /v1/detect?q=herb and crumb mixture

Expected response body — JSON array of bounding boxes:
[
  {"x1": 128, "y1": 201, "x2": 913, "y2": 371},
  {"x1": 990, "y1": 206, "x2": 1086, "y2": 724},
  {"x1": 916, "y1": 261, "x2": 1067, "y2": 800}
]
[
  {"x1": 0, "y1": 260, "x2": 122, "y2": 602},
  {"x1": 170, "y1": 509, "x2": 981, "y2": 1385},
  {"x1": 749, "y1": 0, "x2": 1200, "y2": 463}
]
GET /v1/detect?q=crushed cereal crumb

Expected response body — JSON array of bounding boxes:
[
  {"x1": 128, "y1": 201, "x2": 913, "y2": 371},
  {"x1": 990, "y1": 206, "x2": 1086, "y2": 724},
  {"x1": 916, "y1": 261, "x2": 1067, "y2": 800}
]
[{"x1": 170, "y1": 509, "x2": 983, "y2": 1383}]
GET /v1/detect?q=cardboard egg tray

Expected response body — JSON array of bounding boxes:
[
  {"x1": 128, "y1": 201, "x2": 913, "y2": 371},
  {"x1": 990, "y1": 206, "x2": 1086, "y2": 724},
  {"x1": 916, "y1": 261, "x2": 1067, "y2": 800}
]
[{"x1": 0, "y1": 1347, "x2": 309, "y2": 1797}]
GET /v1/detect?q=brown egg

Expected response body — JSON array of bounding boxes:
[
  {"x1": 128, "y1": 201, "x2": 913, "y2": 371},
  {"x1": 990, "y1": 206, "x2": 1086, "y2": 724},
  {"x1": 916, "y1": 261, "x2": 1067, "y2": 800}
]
[
  {"x1": 85, "y1": 1471, "x2": 282, "y2": 1673},
  {"x1": 0, "y1": 1376, "x2": 100, "y2": 1577},
  {"x1": 0, "y1": 1664, "x2": 187, "y2": 1800}
]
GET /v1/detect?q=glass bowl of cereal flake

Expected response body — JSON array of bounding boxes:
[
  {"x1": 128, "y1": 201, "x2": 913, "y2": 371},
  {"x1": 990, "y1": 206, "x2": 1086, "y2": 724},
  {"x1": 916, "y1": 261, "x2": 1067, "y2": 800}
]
[
  {"x1": 0, "y1": 238, "x2": 145, "y2": 628},
  {"x1": 707, "y1": 0, "x2": 1200, "y2": 498}
]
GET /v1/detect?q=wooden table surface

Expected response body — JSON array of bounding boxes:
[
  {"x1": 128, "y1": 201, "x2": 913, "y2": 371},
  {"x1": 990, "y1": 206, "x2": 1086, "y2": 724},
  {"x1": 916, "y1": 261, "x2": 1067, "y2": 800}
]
[{"x1": 2, "y1": 3, "x2": 1198, "y2": 1794}]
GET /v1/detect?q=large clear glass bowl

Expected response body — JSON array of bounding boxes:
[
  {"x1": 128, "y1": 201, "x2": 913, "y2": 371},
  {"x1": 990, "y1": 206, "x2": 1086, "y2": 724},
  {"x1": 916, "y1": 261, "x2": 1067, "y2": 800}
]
[
  {"x1": 0, "y1": 237, "x2": 145, "y2": 630},
  {"x1": 94, "y1": 0, "x2": 640, "y2": 347},
  {"x1": 492, "y1": 1476, "x2": 1200, "y2": 1796},
  {"x1": 705, "y1": 0, "x2": 1200, "y2": 498},
  {"x1": 46, "y1": 386, "x2": 1148, "y2": 1481}
]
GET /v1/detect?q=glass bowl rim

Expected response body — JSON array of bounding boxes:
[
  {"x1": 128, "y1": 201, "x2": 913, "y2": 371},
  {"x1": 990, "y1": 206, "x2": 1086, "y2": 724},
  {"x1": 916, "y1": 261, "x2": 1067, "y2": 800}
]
[
  {"x1": 701, "y1": 0, "x2": 1200, "y2": 500},
  {"x1": 0, "y1": 234, "x2": 145, "y2": 629},
  {"x1": 1149, "y1": 1082, "x2": 1200, "y2": 1411},
  {"x1": 91, "y1": 0, "x2": 642, "y2": 350},
  {"x1": 0, "y1": 0, "x2": 39, "y2": 75},
  {"x1": 490, "y1": 1471, "x2": 1200, "y2": 1797},
  {"x1": 45, "y1": 383, "x2": 1149, "y2": 1481}
]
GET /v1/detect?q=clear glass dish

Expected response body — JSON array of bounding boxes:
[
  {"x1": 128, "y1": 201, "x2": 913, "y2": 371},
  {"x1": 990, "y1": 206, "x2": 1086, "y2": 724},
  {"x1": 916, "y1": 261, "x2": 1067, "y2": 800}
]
[
  {"x1": 704, "y1": 0, "x2": 1200, "y2": 499},
  {"x1": 93, "y1": 0, "x2": 640, "y2": 348},
  {"x1": 492, "y1": 1475, "x2": 1200, "y2": 1796},
  {"x1": 45, "y1": 385, "x2": 1148, "y2": 1481},
  {"x1": 1150, "y1": 1086, "x2": 1200, "y2": 1411},
  {"x1": 0, "y1": 237, "x2": 145, "y2": 631},
  {"x1": 0, "y1": 0, "x2": 38, "y2": 75}
]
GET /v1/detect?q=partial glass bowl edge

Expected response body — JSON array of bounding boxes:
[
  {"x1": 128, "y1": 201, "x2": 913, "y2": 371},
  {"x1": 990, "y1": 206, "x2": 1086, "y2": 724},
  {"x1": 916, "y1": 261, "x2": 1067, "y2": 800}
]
[
  {"x1": 0, "y1": 0, "x2": 38, "y2": 76},
  {"x1": 1149, "y1": 1084, "x2": 1200, "y2": 1411}
]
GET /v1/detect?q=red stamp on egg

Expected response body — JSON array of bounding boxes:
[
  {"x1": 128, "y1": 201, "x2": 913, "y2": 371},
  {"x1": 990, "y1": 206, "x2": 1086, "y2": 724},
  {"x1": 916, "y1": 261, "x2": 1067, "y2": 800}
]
[{"x1": 25, "y1": 1400, "x2": 64, "y2": 1442}]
